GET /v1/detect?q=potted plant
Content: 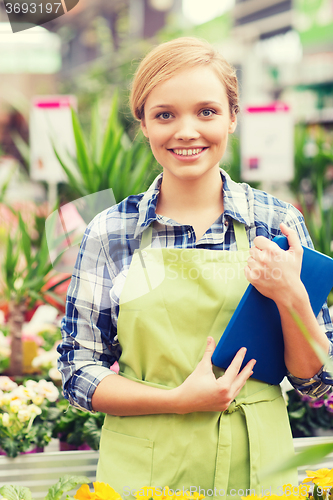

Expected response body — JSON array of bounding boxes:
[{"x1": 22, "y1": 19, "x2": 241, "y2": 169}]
[
  {"x1": 0, "y1": 475, "x2": 91, "y2": 500},
  {"x1": 0, "y1": 209, "x2": 69, "y2": 377},
  {"x1": 0, "y1": 376, "x2": 60, "y2": 457},
  {"x1": 1, "y1": 466, "x2": 333, "y2": 500},
  {"x1": 287, "y1": 387, "x2": 333, "y2": 438},
  {"x1": 52, "y1": 399, "x2": 104, "y2": 451}
]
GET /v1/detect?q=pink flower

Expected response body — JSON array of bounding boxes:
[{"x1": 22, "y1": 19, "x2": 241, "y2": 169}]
[
  {"x1": 21, "y1": 332, "x2": 44, "y2": 346},
  {"x1": 309, "y1": 398, "x2": 325, "y2": 408},
  {"x1": 301, "y1": 395, "x2": 313, "y2": 403},
  {"x1": 324, "y1": 392, "x2": 333, "y2": 413}
]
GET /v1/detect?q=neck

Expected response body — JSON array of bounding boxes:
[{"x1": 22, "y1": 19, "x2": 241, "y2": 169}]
[{"x1": 156, "y1": 167, "x2": 223, "y2": 217}]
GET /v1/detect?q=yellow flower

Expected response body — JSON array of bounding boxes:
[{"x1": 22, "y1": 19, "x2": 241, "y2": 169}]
[
  {"x1": 74, "y1": 482, "x2": 122, "y2": 500},
  {"x1": 134, "y1": 486, "x2": 205, "y2": 500},
  {"x1": 281, "y1": 483, "x2": 309, "y2": 498},
  {"x1": 269, "y1": 494, "x2": 305, "y2": 500},
  {"x1": 190, "y1": 492, "x2": 205, "y2": 500},
  {"x1": 94, "y1": 483, "x2": 122, "y2": 500},
  {"x1": 303, "y1": 468, "x2": 333, "y2": 489},
  {"x1": 241, "y1": 485, "x2": 309, "y2": 500},
  {"x1": 241, "y1": 494, "x2": 267, "y2": 500},
  {"x1": 74, "y1": 484, "x2": 94, "y2": 500}
]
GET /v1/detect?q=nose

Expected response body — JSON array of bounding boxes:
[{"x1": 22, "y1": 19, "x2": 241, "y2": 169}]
[{"x1": 173, "y1": 116, "x2": 200, "y2": 141}]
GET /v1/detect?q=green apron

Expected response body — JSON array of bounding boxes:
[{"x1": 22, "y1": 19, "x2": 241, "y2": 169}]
[{"x1": 97, "y1": 221, "x2": 297, "y2": 498}]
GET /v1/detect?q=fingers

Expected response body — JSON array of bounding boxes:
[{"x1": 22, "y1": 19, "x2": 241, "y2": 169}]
[
  {"x1": 231, "y1": 357, "x2": 256, "y2": 397},
  {"x1": 279, "y1": 223, "x2": 303, "y2": 255},
  {"x1": 253, "y1": 225, "x2": 302, "y2": 257},
  {"x1": 201, "y1": 336, "x2": 216, "y2": 364},
  {"x1": 222, "y1": 348, "x2": 256, "y2": 386},
  {"x1": 223, "y1": 347, "x2": 247, "y2": 380}
]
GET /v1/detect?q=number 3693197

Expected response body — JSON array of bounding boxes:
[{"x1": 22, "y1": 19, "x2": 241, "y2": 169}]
[{"x1": 5, "y1": 2, "x2": 62, "y2": 14}]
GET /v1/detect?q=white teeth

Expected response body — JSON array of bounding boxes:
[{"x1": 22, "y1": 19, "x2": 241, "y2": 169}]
[{"x1": 173, "y1": 148, "x2": 203, "y2": 156}]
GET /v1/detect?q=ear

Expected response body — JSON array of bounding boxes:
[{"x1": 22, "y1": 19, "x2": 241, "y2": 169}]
[
  {"x1": 140, "y1": 119, "x2": 149, "y2": 138},
  {"x1": 228, "y1": 114, "x2": 237, "y2": 134}
]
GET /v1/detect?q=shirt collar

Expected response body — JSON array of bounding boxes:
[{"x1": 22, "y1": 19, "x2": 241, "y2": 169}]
[
  {"x1": 221, "y1": 170, "x2": 252, "y2": 227},
  {"x1": 134, "y1": 169, "x2": 252, "y2": 238},
  {"x1": 134, "y1": 173, "x2": 163, "y2": 238}
]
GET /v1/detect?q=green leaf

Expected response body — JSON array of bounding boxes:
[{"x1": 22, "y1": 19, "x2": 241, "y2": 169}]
[
  {"x1": 11, "y1": 131, "x2": 30, "y2": 166},
  {"x1": 0, "y1": 160, "x2": 17, "y2": 202},
  {"x1": 20, "y1": 275, "x2": 46, "y2": 293},
  {"x1": 288, "y1": 407, "x2": 307, "y2": 420},
  {"x1": 18, "y1": 214, "x2": 32, "y2": 266},
  {"x1": 0, "y1": 485, "x2": 33, "y2": 500},
  {"x1": 290, "y1": 309, "x2": 333, "y2": 377},
  {"x1": 83, "y1": 416, "x2": 102, "y2": 450},
  {"x1": 35, "y1": 231, "x2": 53, "y2": 277},
  {"x1": 260, "y1": 442, "x2": 333, "y2": 480},
  {"x1": 90, "y1": 100, "x2": 102, "y2": 165},
  {"x1": 46, "y1": 275, "x2": 71, "y2": 292},
  {"x1": 71, "y1": 108, "x2": 93, "y2": 186},
  {"x1": 43, "y1": 290, "x2": 66, "y2": 306},
  {"x1": 45, "y1": 475, "x2": 90, "y2": 500},
  {"x1": 53, "y1": 147, "x2": 86, "y2": 198},
  {"x1": 100, "y1": 90, "x2": 121, "y2": 168}
]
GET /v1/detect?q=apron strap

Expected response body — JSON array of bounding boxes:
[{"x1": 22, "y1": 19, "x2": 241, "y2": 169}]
[
  {"x1": 139, "y1": 224, "x2": 153, "y2": 250},
  {"x1": 214, "y1": 384, "x2": 282, "y2": 494},
  {"x1": 233, "y1": 221, "x2": 249, "y2": 252}
]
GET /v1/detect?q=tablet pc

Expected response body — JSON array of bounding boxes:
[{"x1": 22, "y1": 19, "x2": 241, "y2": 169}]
[{"x1": 211, "y1": 236, "x2": 333, "y2": 385}]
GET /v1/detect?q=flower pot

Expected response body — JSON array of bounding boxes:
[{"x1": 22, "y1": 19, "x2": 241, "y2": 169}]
[
  {"x1": 0, "y1": 445, "x2": 44, "y2": 456},
  {"x1": 59, "y1": 441, "x2": 78, "y2": 451},
  {"x1": 22, "y1": 446, "x2": 44, "y2": 454},
  {"x1": 59, "y1": 441, "x2": 92, "y2": 451}
]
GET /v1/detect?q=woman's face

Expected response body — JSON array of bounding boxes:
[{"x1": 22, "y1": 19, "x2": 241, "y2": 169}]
[{"x1": 141, "y1": 65, "x2": 237, "y2": 183}]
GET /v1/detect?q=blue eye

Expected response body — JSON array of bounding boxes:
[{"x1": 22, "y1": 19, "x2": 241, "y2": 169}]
[
  {"x1": 201, "y1": 109, "x2": 215, "y2": 117},
  {"x1": 157, "y1": 112, "x2": 172, "y2": 120}
]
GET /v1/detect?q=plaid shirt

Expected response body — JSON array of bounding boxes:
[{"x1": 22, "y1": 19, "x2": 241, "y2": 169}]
[{"x1": 58, "y1": 170, "x2": 333, "y2": 412}]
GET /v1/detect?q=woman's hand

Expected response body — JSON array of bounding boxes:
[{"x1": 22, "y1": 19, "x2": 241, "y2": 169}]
[
  {"x1": 244, "y1": 222, "x2": 305, "y2": 307},
  {"x1": 173, "y1": 337, "x2": 256, "y2": 414}
]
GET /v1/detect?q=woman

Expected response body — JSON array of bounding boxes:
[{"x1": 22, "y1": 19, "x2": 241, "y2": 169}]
[{"x1": 58, "y1": 37, "x2": 333, "y2": 498}]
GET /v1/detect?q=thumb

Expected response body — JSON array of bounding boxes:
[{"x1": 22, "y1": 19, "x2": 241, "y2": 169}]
[
  {"x1": 202, "y1": 336, "x2": 216, "y2": 362},
  {"x1": 279, "y1": 222, "x2": 302, "y2": 253}
]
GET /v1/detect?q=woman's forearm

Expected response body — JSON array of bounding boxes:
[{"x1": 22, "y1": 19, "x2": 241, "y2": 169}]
[
  {"x1": 276, "y1": 283, "x2": 330, "y2": 379},
  {"x1": 91, "y1": 339, "x2": 255, "y2": 416},
  {"x1": 245, "y1": 222, "x2": 331, "y2": 380},
  {"x1": 91, "y1": 373, "x2": 179, "y2": 416}
]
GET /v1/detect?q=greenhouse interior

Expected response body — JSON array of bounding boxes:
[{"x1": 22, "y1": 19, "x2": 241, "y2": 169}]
[{"x1": 0, "y1": 0, "x2": 333, "y2": 499}]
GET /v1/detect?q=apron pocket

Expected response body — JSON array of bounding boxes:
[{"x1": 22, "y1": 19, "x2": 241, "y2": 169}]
[{"x1": 97, "y1": 426, "x2": 154, "y2": 494}]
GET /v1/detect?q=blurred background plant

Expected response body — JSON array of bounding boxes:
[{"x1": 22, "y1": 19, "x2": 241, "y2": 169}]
[
  {"x1": 54, "y1": 92, "x2": 160, "y2": 205},
  {"x1": 287, "y1": 387, "x2": 333, "y2": 438},
  {"x1": 53, "y1": 399, "x2": 104, "y2": 451},
  {"x1": 291, "y1": 125, "x2": 333, "y2": 306},
  {"x1": 0, "y1": 376, "x2": 59, "y2": 457},
  {"x1": 0, "y1": 207, "x2": 70, "y2": 376},
  {"x1": 0, "y1": 0, "x2": 332, "y2": 462}
]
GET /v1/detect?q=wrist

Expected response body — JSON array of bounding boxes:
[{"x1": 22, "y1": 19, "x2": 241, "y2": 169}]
[
  {"x1": 168, "y1": 385, "x2": 186, "y2": 415},
  {"x1": 275, "y1": 281, "x2": 309, "y2": 312}
]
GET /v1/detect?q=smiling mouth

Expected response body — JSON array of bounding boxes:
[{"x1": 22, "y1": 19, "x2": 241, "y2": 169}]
[{"x1": 170, "y1": 147, "x2": 207, "y2": 156}]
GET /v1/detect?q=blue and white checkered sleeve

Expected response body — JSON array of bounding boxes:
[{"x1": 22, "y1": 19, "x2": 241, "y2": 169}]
[
  {"x1": 58, "y1": 214, "x2": 118, "y2": 412},
  {"x1": 284, "y1": 204, "x2": 333, "y2": 398}
]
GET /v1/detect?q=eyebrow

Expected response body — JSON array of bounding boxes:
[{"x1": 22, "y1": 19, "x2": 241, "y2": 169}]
[{"x1": 149, "y1": 101, "x2": 222, "y2": 111}]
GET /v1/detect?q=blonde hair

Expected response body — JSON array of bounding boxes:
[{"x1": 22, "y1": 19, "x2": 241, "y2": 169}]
[{"x1": 130, "y1": 37, "x2": 240, "y2": 121}]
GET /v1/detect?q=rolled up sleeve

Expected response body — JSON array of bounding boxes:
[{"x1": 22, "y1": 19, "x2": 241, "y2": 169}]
[{"x1": 57, "y1": 214, "x2": 119, "y2": 412}]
